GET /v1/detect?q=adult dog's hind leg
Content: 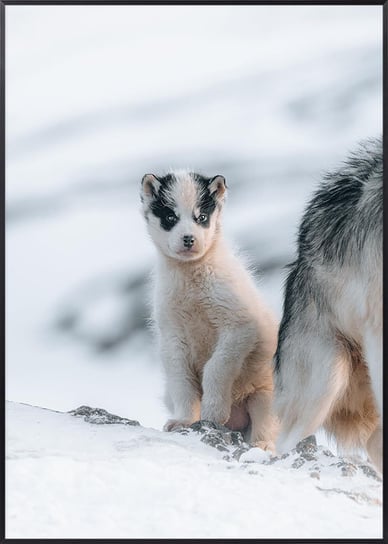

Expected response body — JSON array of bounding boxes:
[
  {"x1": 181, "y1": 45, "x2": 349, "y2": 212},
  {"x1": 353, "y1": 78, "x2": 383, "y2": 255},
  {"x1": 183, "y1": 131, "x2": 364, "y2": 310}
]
[
  {"x1": 366, "y1": 424, "x2": 382, "y2": 473},
  {"x1": 364, "y1": 327, "x2": 382, "y2": 418},
  {"x1": 275, "y1": 328, "x2": 350, "y2": 455}
]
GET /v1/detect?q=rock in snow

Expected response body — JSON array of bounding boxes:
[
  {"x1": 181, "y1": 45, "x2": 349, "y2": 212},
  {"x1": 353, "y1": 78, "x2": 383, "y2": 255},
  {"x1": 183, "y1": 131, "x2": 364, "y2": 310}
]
[
  {"x1": 6, "y1": 401, "x2": 382, "y2": 539},
  {"x1": 69, "y1": 405, "x2": 140, "y2": 426}
]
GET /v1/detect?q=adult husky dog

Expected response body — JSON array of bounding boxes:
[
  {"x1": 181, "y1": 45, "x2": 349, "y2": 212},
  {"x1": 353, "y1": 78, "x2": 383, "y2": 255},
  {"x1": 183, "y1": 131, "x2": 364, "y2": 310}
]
[
  {"x1": 141, "y1": 170, "x2": 278, "y2": 450},
  {"x1": 274, "y1": 137, "x2": 382, "y2": 471}
]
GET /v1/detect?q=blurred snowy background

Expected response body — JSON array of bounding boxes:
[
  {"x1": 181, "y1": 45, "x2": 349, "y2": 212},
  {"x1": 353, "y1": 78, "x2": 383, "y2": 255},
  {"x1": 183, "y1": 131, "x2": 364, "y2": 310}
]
[{"x1": 6, "y1": 5, "x2": 382, "y2": 430}]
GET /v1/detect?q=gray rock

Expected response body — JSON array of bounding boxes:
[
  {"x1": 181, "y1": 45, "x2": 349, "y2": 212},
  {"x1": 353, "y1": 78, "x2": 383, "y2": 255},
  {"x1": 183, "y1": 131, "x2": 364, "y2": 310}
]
[
  {"x1": 263, "y1": 452, "x2": 290, "y2": 465},
  {"x1": 69, "y1": 405, "x2": 140, "y2": 426},
  {"x1": 294, "y1": 435, "x2": 318, "y2": 461},
  {"x1": 359, "y1": 464, "x2": 382, "y2": 482},
  {"x1": 200, "y1": 434, "x2": 229, "y2": 452},
  {"x1": 296, "y1": 435, "x2": 317, "y2": 455},
  {"x1": 301, "y1": 452, "x2": 317, "y2": 461},
  {"x1": 190, "y1": 420, "x2": 229, "y2": 434},
  {"x1": 292, "y1": 456, "x2": 305, "y2": 469},
  {"x1": 331, "y1": 461, "x2": 358, "y2": 477},
  {"x1": 188, "y1": 420, "x2": 245, "y2": 452}
]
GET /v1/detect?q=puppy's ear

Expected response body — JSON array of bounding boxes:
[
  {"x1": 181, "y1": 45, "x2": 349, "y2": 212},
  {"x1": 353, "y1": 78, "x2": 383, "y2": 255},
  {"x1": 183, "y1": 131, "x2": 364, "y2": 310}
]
[
  {"x1": 208, "y1": 175, "x2": 227, "y2": 199},
  {"x1": 141, "y1": 174, "x2": 160, "y2": 202}
]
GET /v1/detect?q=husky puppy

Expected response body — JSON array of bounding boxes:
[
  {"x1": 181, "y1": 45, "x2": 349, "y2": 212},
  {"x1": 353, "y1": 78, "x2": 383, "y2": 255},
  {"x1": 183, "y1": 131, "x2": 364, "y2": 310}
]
[
  {"x1": 141, "y1": 170, "x2": 278, "y2": 450},
  {"x1": 274, "y1": 137, "x2": 382, "y2": 471}
]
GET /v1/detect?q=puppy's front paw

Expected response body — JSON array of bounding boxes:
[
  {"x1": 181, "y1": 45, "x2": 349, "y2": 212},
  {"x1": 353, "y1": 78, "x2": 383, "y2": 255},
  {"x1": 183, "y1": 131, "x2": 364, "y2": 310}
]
[
  {"x1": 200, "y1": 401, "x2": 230, "y2": 426},
  {"x1": 163, "y1": 419, "x2": 192, "y2": 432}
]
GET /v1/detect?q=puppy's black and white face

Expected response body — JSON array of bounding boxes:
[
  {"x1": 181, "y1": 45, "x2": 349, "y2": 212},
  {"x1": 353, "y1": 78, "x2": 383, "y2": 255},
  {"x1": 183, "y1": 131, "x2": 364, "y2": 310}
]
[{"x1": 141, "y1": 170, "x2": 226, "y2": 261}]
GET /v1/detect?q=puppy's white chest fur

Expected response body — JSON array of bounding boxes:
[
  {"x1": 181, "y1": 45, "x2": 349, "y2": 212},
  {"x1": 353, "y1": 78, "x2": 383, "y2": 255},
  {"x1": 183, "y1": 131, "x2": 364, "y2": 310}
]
[{"x1": 154, "y1": 261, "x2": 219, "y2": 369}]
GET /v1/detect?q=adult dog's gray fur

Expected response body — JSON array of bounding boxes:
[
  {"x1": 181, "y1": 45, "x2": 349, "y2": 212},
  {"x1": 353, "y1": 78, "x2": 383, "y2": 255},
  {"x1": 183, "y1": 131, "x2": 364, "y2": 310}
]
[{"x1": 274, "y1": 137, "x2": 382, "y2": 471}]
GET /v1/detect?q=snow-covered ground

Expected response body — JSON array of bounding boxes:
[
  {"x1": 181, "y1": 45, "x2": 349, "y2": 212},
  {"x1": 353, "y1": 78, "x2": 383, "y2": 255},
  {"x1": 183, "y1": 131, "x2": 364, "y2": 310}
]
[
  {"x1": 5, "y1": 4, "x2": 382, "y2": 539},
  {"x1": 6, "y1": 402, "x2": 382, "y2": 539}
]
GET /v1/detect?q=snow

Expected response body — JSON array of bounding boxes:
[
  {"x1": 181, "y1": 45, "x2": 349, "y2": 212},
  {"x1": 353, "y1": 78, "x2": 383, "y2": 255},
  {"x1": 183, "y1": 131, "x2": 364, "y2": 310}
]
[
  {"x1": 5, "y1": 4, "x2": 382, "y2": 539},
  {"x1": 6, "y1": 402, "x2": 382, "y2": 539}
]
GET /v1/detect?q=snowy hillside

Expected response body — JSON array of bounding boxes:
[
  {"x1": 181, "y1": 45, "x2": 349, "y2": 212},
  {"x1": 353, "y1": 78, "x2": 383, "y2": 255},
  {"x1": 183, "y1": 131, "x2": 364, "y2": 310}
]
[{"x1": 6, "y1": 402, "x2": 382, "y2": 539}]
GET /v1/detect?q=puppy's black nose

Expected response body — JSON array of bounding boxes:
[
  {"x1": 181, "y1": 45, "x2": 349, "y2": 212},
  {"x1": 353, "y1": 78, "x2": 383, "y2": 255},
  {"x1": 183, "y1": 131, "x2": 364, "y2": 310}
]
[{"x1": 183, "y1": 235, "x2": 195, "y2": 248}]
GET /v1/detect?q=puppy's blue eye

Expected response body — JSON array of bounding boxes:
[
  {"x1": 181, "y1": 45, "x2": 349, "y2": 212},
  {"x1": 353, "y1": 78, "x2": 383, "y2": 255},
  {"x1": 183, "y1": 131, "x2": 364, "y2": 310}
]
[
  {"x1": 197, "y1": 214, "x2": 208, "y2": 223},
  {"x1": 166, "y1": 214, "x2": 177, "y2": 223}
]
